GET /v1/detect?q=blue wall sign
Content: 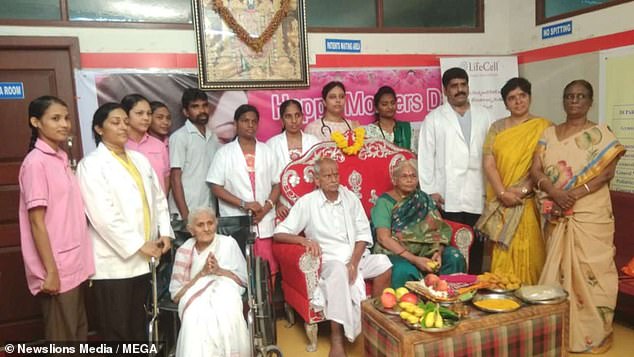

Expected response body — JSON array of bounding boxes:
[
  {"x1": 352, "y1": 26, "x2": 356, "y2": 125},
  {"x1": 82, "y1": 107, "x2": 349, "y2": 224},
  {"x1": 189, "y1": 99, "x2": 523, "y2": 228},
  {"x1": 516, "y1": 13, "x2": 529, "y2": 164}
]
[
  {"x1": 0, "y1": 82, "x2": 25, "y2": 99},
  {"x1": 325, "y1": 39, "x2": 361, "y2": 53},
  {"x1": 542, "y1": 21, "x2": 573, "y2": 40}
]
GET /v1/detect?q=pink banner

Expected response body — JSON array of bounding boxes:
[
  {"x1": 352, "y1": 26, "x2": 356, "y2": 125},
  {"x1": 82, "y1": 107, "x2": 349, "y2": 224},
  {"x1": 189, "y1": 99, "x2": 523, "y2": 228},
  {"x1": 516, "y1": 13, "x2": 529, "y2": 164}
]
[
  {"x1": 248, "y1": 68, "x2": 442, "y2": 141},
  {"x1": 81, "y1": 67, "x2": 442, "y2": 152}
]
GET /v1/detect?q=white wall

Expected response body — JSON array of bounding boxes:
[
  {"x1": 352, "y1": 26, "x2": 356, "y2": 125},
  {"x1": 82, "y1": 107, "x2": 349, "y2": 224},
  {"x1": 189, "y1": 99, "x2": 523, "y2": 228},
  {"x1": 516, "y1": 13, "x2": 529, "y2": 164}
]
[
  {"x1": 0, "y1": 0, "x2": 511, "y2": 58},
  {"x1": 508, "y1": 0, "x2": 634, "y2": 53},
  {"x1": 1, "y1": 0, "x2": 632, "y2": 59}
]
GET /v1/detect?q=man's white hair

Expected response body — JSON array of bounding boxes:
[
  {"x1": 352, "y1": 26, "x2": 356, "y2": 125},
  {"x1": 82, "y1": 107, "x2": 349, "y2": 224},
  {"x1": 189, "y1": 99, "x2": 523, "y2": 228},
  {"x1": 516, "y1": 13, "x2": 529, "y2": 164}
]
[{"x1": 313, "y1": 156, "x2": 337, "y2": 176}]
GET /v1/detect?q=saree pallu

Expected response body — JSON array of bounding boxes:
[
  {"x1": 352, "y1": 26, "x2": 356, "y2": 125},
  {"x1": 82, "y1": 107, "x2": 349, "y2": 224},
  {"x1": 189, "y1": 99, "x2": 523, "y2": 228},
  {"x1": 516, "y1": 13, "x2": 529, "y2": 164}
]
[
  {"x1": 386, "y1": 190, "x2": 452, "y2": 257},
  {"x1": 372, "y1": 191, "x2": 463, "y2": 287},
  {"x1": 480, "y1": 118, "x2": 550, "y2": 285},
  {"x1": 537, "y1": 124, "x2": 625, "y2": 352}
]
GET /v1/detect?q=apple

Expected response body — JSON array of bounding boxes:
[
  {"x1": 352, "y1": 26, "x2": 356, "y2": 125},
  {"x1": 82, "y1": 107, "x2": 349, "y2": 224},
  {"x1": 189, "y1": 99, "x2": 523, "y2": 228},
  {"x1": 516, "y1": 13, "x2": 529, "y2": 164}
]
[
  {"x1": 395, "y1": 287, "x2": 409, "y2": 301},
  {"x1": 383, "y1": 288, "x2": 396, "y2": 296},
  {"x1": 424, "y1": 273, "x2": 440, "y2": 287},
  {"x1": 380, "y1": 292, "x2": 397, "y2": 309},
  {"x1": 400, "y1": 292, "x2": 418, "y2": 304},
  {"x1": 433, "y1": 279, "x2": 449, "y2": 292}
]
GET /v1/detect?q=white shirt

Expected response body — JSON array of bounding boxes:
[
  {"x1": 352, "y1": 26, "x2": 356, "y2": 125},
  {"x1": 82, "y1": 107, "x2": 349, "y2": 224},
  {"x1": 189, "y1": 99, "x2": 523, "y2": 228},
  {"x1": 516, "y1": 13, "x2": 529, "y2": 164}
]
[
  {"x1": 417, "y1": 101, "x2": 494, "y2": 214},
  {"x1": 274, "y1": 186, "x2": 373, "y2": 263},
  {"x1": 169, "y1": 120, "x2": 221, "y2": 218},
  {"x1": 77, "y1": 143, "x2": 174, "y2": 279},
  {"x1": 207, "y1": 139, "x2": 279, "y2": 238},
  {"x1": 266, "y1": 131, "x2": 319, "y2": 175}
]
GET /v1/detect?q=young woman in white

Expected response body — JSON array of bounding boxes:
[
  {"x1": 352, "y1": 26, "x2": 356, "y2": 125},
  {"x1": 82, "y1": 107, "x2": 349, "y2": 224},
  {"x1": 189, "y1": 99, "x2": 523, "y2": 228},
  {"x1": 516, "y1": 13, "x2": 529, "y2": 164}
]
[
  {"x1": 266, "y1": 99, "x2": 319, "y2": 218},
  {"x1": 208, "y1": 104, "x2": 281, "y2": 277}
]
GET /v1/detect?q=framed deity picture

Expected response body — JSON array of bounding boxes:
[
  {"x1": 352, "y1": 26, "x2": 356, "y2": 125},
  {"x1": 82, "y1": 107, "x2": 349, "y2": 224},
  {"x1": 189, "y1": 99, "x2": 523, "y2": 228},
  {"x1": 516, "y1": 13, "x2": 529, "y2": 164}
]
[{"x1": 191, "y1": 0, "x2": 310, "y2": 90}]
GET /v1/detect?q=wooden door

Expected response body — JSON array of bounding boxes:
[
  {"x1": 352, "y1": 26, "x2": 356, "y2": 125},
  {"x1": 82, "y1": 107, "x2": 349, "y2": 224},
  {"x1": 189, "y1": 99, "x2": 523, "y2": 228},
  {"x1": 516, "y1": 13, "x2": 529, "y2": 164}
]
[{"x1": 0, "y1": 36, "x2": 82, "y2": 343}]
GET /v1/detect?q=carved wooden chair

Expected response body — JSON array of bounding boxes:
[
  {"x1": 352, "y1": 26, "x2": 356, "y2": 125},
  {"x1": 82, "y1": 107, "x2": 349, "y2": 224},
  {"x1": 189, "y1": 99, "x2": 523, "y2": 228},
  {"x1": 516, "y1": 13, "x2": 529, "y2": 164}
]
[{"x1": 272, "y1": 138, "x2": 474, "y2": 352}]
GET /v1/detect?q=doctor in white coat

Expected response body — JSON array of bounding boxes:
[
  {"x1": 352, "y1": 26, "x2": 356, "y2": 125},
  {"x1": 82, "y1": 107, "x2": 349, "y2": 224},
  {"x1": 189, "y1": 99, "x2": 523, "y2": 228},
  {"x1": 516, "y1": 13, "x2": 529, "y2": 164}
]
[
  {"x1": 417, "y1": 67, "x2": 493, "y2": 273},
  {"x1": 77, "y1": 103, "x2": 173, "y2": 341},
  {"x1": 208, "y1": 104, "x2": 281, "y2": 276}
]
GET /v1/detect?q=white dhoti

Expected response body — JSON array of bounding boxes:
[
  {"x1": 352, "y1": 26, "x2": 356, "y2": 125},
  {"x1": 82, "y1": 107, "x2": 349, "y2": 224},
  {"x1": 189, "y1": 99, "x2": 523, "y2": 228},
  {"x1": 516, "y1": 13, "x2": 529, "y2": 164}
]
[
  {"x1": 176, "y1": 276, "x2": 250, "y2": 357},
  {"x1": 313, "y1": 252, "x2": 392, "y2": 342}
]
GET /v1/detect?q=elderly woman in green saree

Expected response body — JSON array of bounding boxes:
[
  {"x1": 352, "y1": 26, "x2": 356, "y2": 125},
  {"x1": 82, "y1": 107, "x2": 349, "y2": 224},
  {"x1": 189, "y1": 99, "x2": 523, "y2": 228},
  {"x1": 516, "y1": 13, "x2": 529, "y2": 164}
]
[{"x1": 371, "y1": 159, "x2": 466, "y2": 288}]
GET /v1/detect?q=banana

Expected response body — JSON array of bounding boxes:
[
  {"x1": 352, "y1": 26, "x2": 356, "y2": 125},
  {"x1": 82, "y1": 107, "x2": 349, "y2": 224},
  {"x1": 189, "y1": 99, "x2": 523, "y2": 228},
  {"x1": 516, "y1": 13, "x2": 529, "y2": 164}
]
[
  {"x1": 434, "y1": 309, "x2": 444, "y2": 328},
  {"x1": 424, "y1": 311, "x2": 435, "y2": 328}
]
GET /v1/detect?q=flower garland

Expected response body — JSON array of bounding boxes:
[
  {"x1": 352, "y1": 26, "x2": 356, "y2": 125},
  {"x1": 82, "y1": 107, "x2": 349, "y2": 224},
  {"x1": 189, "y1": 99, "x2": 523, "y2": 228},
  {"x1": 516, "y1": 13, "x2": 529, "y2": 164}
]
[
  {"x1": 331, "y1": 127, "x2": 365, "y2": 155},
  {"x1": 212, "y1": 0, "x2": 290, "y2": 53}
]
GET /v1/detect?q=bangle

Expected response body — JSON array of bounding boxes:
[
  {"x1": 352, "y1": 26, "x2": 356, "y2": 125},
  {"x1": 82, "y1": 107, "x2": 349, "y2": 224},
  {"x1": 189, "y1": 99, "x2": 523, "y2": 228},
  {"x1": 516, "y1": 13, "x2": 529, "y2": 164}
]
[
  {"x1": 583, "y1": 183, "x2": 591, "y2": 193},
  {"x1": 397, "y1": 249, "x2": 407, "y2": 256},
  {"x1": 239, "y1": 200, "x2": 246, "y2": 210},
  {"x1": 265, "y1": 199, "x2": 274, "y2": 208},
  {"x1": 498, "y1": 191, "x2": 506, "y2": 198},
  {"x1": 537, "y1": 177, "x2": 547, "y2": 191}
]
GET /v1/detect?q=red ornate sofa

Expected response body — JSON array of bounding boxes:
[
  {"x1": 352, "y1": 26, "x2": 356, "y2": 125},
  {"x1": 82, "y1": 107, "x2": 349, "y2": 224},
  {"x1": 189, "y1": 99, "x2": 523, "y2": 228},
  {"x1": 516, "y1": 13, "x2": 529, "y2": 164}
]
[
  {"x1": 272, "y1": 138, "x2": 474, "y2": 352},
  {"x1": 612, "y1": 191, "x2": 634, "y2": 323}
]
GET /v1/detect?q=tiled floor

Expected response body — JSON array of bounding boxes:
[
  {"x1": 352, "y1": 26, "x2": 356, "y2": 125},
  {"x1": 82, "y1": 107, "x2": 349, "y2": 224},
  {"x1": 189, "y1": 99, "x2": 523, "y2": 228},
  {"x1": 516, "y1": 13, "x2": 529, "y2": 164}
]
[{"x1": 275, "y1": 318, "x2": 634, "y2": 356}]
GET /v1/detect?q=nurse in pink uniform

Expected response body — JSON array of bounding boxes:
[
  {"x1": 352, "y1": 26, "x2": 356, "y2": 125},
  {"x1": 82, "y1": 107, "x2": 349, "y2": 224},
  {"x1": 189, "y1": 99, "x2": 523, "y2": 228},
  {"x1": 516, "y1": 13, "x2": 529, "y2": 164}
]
[
  {"x1": 122, "y1": 93, "x2": 170, "y2": 193},
  {"x1": 18, "y1": 95, "x2": 94, "y2": 341}
]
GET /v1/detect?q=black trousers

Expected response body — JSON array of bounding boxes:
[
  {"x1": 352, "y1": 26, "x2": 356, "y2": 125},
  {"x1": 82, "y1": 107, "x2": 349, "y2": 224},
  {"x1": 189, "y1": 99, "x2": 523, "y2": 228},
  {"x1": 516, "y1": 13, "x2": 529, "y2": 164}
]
[
  {"x1": 440, "y1": 210, "x2": 484, "y2": 275},
  {"x1": 92, "y1": 274, "x2": 150, "y2": 341}
]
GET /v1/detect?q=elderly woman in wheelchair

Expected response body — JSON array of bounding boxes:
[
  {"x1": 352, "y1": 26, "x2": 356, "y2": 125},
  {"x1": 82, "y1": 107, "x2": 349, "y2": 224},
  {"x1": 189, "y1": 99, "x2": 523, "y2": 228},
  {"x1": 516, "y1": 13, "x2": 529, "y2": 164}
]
[{"x1": 169, "y1": 207, "x2": 250, "y2": 357}]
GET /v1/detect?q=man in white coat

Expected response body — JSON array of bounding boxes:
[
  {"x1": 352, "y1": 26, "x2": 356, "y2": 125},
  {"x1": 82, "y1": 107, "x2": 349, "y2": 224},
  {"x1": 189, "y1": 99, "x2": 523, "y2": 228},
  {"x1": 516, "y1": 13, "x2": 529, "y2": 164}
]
[
  {"x1": 274, "y1": 158, "x2": 392, "y2": 357},
  {"x1": 417, "y1": 67, "x2": 494, "y2": 274}
]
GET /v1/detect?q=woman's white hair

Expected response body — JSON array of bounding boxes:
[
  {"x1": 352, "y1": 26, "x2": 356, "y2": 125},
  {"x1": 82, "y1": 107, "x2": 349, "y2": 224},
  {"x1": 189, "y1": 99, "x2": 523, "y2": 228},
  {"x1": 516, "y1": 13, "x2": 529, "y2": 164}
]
[
  {"x1": 391, "y1": 158, "x2": 418, "y2": 180},
  {"x1": 187, "y1": 206, "x2": 217, "y2": 227}
]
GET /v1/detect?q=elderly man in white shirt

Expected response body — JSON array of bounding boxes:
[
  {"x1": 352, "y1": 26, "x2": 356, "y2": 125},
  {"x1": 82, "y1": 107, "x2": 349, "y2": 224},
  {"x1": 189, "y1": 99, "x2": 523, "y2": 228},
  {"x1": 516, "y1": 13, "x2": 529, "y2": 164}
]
[
  {"x1": 417, "y1": 67, "x2": 494, "y2": 273},
  {"x1": 274, "y1": 157, "x2": 392, "y2": 357}
]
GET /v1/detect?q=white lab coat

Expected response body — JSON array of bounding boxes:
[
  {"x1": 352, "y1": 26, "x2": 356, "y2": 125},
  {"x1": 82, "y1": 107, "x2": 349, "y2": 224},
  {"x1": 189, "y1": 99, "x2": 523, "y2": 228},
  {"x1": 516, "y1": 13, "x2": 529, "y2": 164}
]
[
  {"x1": 207, "y1": 139, "x2": 279, "y2": 238},
  {"x1": 266, "y1": 131, "x2": 319, "y2": 175},
  {"x1": 417, "y1": 102, "x2": 494, "y2": 214},
  {"x1": 77, "y1": 143, "x2": 174, "y2": 280}
]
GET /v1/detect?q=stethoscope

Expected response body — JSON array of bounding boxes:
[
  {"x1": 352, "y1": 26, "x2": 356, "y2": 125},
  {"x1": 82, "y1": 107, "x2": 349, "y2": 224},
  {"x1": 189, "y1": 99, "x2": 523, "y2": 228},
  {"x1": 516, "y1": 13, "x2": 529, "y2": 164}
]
[{"x1": 320, "y1": 117, "x2": 353, "y2": 137}]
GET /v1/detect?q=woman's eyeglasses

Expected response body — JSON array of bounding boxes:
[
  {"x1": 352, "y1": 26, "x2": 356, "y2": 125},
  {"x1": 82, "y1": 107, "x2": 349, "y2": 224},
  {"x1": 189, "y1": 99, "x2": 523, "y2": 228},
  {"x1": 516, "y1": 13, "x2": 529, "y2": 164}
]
[{"x1": 563, "y1": 93, "x2": 589, "y2": 101}]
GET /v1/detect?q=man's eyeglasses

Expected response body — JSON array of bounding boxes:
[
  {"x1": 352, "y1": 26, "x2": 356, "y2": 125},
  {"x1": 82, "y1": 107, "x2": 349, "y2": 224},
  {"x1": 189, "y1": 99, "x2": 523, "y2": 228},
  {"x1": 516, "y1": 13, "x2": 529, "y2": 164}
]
[{"x1": 564, "y1": 93, "x2": 589, "y2": 101}]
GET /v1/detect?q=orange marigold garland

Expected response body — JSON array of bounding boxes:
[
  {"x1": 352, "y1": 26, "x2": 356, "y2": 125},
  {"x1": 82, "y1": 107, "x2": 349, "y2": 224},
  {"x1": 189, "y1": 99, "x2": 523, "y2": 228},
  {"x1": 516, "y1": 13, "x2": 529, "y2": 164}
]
[
  {"x1": 331, "y1": 127, "x2": 365, "y2": 155},
  {"x1": 212, "y1": 0, "x2": 290, "y2": 53}
]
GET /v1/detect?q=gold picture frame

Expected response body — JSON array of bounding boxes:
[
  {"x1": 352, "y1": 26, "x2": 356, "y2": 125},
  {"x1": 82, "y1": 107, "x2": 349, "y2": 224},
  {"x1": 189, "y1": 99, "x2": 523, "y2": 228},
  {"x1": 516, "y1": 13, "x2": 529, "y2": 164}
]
[{"x1": 191, "y1": 0, "x2": 310, "y2": 90}]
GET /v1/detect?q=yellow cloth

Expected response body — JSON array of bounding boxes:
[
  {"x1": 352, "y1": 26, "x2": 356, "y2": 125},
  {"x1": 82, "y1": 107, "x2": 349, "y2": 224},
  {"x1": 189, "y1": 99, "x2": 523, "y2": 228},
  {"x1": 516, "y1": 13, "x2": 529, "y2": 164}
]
[
  {"x1": 537, "y1": 124, "x2": 625, "y2": 352},
  {"x1": 112, "y1": 151, "x2": 151, "y2": 242},
  {"x1": 482, "y1": 118, "x2": 551, "y2": 285}
]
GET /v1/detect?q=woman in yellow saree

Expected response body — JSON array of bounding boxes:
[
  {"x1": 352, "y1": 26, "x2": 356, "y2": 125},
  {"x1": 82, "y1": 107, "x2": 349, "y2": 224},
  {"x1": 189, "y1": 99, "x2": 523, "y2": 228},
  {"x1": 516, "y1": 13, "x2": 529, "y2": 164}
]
[
  {"x1": 530, "y1": 80, "x2": 625, "y2": 353},
  {"x1": 479, "y1": 77, "x2": 551, "y2": 284}
]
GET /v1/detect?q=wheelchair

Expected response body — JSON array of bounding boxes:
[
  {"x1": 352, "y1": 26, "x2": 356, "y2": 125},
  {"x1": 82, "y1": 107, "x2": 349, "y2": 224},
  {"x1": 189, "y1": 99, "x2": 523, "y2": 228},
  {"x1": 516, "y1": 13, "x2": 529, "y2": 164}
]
[{"x1": 147, "y1": 214, "x2": 282, "y2": 357}]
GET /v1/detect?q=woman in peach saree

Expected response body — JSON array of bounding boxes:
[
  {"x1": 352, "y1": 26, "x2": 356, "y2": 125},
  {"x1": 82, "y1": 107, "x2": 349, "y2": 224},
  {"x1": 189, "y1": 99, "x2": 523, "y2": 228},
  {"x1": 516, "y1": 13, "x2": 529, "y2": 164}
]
[{"x1": 530, "y1": 80, "x2": 625, "y2": 353}]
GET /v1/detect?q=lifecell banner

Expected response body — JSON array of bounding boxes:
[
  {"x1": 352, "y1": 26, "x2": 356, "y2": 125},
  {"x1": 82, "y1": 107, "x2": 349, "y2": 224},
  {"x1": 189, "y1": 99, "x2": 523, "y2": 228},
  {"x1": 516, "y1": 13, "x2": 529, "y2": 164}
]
[
  {"x1": 75, "y1": 67, "x2": 442, "y2": 154},
  {"x1": 440, "y1": 56, "x2": 518, "y2": 120}
]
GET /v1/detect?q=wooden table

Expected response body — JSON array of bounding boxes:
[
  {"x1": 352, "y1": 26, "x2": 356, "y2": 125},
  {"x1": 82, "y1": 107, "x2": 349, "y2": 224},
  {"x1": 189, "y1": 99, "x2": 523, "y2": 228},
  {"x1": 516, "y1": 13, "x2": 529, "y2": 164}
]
[{"x1": 362, "y1": 299, "x2": 569, "y2": 357}]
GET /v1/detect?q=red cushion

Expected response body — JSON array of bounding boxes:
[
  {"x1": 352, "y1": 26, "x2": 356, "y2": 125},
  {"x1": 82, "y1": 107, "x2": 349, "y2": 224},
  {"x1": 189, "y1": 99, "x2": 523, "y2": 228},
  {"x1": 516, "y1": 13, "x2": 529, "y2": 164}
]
[{"x1": 280, "y1": 139, "x2": 415, "y2": 217}]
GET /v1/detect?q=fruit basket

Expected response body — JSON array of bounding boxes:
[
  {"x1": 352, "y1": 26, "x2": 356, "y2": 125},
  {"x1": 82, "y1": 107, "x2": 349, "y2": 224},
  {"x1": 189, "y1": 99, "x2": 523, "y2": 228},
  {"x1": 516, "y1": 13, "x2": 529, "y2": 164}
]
[
  {"x1": 402, "y1": 318, "x2": 460, "y2": 333},
  {"x1": 372, "y1": 298, "x2": 402, "y2": 316},
  {"x1": 398, "y1": 302, "x2": 461, "y2": 332},
  {"x1": 405, "y1": 281, "x2": 460, "y2": 303}
]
